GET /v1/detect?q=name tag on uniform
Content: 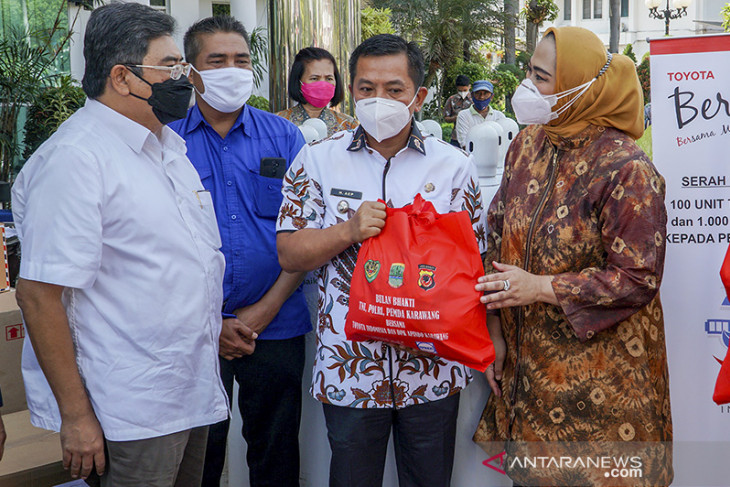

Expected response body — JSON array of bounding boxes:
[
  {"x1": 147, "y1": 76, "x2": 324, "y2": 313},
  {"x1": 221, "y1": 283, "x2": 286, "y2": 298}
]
[{"x1": 330, "y1": 188, "x2": 362, "y2": 200}]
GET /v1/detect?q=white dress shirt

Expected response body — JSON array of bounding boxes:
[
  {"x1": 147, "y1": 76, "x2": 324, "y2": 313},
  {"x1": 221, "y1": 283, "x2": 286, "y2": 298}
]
[
  {"x1": 455, "y1": 105, "x2": 506, "y2": 148},
  {"x1": 277, "y1": 125, "x2": 487, "y2": 409},
  {"x1": 12, "y1": 99, "x2": 228, "y2": 441}
]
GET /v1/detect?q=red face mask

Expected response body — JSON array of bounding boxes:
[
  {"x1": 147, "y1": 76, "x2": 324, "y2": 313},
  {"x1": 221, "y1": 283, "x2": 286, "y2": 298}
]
[{"x1": 300, "y1": 80, "x2": 336, "y2": 108}]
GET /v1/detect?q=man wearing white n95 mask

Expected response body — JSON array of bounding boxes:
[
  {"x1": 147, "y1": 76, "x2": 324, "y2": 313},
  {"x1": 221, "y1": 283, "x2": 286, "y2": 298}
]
[
  {"x1": 276, "y1": 34, "x2": 486, "y2": 487},
  {"x1": 168, "y1": 15, "x2": 309, "y2": 487}
]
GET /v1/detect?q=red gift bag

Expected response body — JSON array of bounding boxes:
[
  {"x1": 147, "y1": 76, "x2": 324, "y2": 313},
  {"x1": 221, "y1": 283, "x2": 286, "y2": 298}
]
[
  {"x1": 345, "y1": 194, "x2": 495, "y2": 372},
  {"x1": 713, "y1": 244, "x2": 730, "y2": 404}
]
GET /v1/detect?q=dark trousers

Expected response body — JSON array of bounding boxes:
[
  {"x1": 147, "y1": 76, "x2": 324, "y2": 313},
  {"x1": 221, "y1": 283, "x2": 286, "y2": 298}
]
[
  {"x1": 201, "y1": 335, "x2": 305, "y2": 487},
  {"x1": 322, "y1": 393, "x2": 460, "y2": 487},
  {"x1": 449, "y1": 139, "x2": 461, "y2": 148}
]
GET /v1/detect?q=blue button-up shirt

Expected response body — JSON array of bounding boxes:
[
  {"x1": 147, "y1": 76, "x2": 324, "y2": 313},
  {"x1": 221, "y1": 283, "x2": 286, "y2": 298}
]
[{"x1": 170, "y1": 104, "x2": 310, "y2": 340}]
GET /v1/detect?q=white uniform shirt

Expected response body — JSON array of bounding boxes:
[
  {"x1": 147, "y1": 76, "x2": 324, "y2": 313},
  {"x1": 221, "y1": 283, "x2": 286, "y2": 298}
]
[
  {"x1": 455, "y1": 105, "x2": 506, "y2": 148},
  {"x1": 276, "y1": 125, "x2": 487, "y2": 409},
  {"x1": 12, "y1": 99, "x2": 228, "y2": 441}
]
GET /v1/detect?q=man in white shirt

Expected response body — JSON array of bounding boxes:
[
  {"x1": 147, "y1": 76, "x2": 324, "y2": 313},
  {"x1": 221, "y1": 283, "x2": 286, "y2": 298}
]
[
  {"x1": 455, "y1": 79, "x2": 506, "y2": 149},
  {"x1": 276, "y1": 34, "x2": 486, "y2": 487},
  {"x1": 11, "y1": 3, "x2": 246, "y2": 486}
]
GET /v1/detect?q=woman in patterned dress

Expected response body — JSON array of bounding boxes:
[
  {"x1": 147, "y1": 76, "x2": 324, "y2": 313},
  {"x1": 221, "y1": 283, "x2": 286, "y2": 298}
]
[
  {"x1": 277, "y1": 47, "x2": 358, "y2": 137},
  {"x1": 473, "y1": 27, "x2": 672, "y2": 486}
]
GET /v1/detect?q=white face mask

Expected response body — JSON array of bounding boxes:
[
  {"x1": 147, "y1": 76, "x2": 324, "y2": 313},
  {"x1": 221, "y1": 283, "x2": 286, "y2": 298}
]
[
  {"x1": 511, "y1": 78, "x2": 596, "y2": 125},
  {"x1": 355, "y1": 93, "x2": 419, "y2": 143},
  {"x1": 194, "y1": 66, "x2": 253, "y2": 113},
  {"x1": 458, "y1": 90, "x2": 469, "y2": 99},
  {"x1": 512, "y1": 52, "x2": 613, "y2": 125}
]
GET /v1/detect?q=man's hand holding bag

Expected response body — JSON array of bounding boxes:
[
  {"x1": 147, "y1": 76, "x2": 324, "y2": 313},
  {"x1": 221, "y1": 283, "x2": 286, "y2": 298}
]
[{"x1": 345, "y1": 194, "x2": 495, "y2": 371}]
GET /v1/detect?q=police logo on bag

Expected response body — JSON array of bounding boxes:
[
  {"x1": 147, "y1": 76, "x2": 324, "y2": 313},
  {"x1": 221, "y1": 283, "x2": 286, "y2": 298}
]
[
  {"x1": 418, "y1": 264, "x2": 436, "y2": 291},
  {"x1": 389, "y1": 263, "x2": 405, "y2": 288},
  {"x1": 416, "y1": 341, "x2": 436, "y2": 353},
  {"x1": 364, "y1": 259, "x2": 381, "y2": 283}
]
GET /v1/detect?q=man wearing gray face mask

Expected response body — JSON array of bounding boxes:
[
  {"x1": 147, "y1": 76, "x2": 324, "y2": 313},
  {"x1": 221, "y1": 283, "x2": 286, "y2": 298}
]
[
  {"x1": 168, "y1": 15, "x2": 309, "y2": 487},
  {"x1": 276, "y1": 34, "x2": 487, "y2": 487}
]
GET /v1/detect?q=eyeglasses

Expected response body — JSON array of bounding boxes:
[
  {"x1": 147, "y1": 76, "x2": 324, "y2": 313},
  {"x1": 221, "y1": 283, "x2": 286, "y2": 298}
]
[{"x1": 125, "y1": 63, "x2": 192, "y2": 80}]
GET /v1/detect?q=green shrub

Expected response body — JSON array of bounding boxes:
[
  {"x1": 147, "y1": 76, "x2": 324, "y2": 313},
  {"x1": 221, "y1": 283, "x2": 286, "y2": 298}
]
[
  {"x1": 636, "y1": 56, "x2": 650, "y2": 105},
  {"x1": 248, "y1": 95, "x2": 271, "y2": 112},
  {"x1": 622, "y1": 43, "x2": 637, "y2": 63},
  {"x1": 443, "y1": 60, "x2": 491, "y2": 100},
  {"x1": 361, "y1": 7, "x2": 395, "y2": 41},
  {"x1": 441, "y1": 123, "x2": 453, "y2": 142},
  {"x1": 23, "y1": 76, "x2": 86, "y2": 159}
]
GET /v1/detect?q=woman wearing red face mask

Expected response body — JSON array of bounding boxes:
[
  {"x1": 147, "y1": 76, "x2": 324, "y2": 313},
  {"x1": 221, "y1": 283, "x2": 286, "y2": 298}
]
[{"x1": 277, "y1": 47, "x2": 358, "y2": 137}]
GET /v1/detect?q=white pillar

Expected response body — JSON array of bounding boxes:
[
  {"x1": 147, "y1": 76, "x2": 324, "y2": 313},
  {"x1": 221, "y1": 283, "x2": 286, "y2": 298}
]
[
  {"x1": 230, "y1": 0, "x2": 257, "y2": 33},
  {"x1": 67, "y1": 5, "x2": 93, "y2": 85},
  {"x1": 230, "y1": 0, "x2": 269, "y2": 98},
  {"x1": 169, "y1": 0, "x2": 206, "y2": 49}
]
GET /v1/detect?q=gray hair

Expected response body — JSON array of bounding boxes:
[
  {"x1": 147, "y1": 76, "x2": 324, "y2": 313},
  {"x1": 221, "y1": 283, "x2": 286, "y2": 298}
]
[{"x1": 82, "y1": 2, "x2": 176, "y2": 99}]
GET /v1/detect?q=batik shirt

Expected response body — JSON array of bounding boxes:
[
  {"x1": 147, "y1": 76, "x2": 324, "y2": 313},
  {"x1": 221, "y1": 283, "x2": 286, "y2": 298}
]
[
  {"x1": 277, "y1": 104, "x2": 358, "y2": 138},
  {"x1": 277, "y1": 124, "x2": 487, "y2": 409}
]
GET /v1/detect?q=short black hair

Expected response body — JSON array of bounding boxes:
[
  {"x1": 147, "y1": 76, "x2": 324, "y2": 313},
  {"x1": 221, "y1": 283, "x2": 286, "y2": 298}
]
[
  {"x1": 82, "y1": 2, "x2": 175, "y2": 99},
  {"x1": 349, "y1": 34, "x2": 425, "y2": 89},
  {"x1": 455, "y1": 74, "x2": 471, "y2": 87},
  {"x1": 184, "y1": 16, "x2": 250, "y2": 66},
  {"x1": 287, "y1": 47, "x2": 344, "y2": 107}
]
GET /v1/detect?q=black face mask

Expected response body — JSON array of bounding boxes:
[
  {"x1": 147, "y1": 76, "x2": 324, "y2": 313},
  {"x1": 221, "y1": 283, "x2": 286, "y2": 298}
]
[{"x1": 128, "y1": 70, "x2": 193, "y2": 125}]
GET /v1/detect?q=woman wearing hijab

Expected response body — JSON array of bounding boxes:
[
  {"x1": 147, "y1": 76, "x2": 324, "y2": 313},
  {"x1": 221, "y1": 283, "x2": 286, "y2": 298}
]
[
  {"x1": 473, "y1": 27, "x2": 672, "y2": 486},
  {"x1": 277, "y1": 47, "x2": 357, "y2": 137}
]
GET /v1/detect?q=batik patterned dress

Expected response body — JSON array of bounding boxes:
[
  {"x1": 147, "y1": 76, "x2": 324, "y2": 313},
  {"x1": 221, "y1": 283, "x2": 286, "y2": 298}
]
[
  {"x1": 473, "y1": 124, "x2": 673, "y2": 486},
  {"x1": 277, "y1": 104, "x2": 358, "y2": 137}
]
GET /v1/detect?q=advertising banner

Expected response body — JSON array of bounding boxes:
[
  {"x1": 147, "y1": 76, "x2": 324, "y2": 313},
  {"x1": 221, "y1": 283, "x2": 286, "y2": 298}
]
[{"x1": 650, "y1": 34, "x2": 730, "y2": 485}]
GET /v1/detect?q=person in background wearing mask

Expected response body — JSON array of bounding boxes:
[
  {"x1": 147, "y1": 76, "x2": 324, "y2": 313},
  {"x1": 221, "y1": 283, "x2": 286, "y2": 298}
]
[
  {"x1": 472, "y1": 27, "x2": 671, "y2": 486},
  {"x1": 455, "y1": 79, "x2": 506, "y2": 149},
  {"x1": 12, "y1": 3, "x2": 230, "y2": 485},
  {"x1": 277, "y1": 47, "x2": 358, "y2": 137},
  {"x1": 276, "y1": 34, "x2": 486, "y2": 487},
  {"x1": 168, "y1": 16, "x2": 309, "y2": 487},
  {"x1": 443, "y1": 74, "x2": 472, "y2": 147}
]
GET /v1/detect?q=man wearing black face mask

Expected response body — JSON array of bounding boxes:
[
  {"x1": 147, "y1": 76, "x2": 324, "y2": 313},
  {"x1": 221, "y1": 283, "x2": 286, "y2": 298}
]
[{"x1": 11, "y1": 3, "x2": 234, "y2": 486}]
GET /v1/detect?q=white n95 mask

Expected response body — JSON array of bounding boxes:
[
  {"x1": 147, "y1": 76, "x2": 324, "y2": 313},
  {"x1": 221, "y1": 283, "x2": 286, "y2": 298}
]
[
  {"x1": 512, "y1": 52, "x2": 613, "y2": 125},
  {"x1": 194, "y1": 67, "x2": 253, "y2": 113},
  {"x1": 355, "y1": 93, "x2": 418, "y2": 143}
]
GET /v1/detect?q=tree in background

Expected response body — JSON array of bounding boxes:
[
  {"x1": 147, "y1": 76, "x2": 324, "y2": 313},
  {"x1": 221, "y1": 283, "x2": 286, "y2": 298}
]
[
  {"x1": 722, "y1": 3, "x2": 730, "y2": 31},
  {"x1": 370, "y1": 0, "x2": 502, "y2": 88},
  {"x1": 521, "y1": 0, "x2": 559, "y2": 53},
  {"x1": 0, "y1": 0, "x2": 79, "y2": 182},
  {"x1": 609, "y1": 0, "x2": 620, "y2": 53},
  {"x1": 504, "y1": 0, "x2": 518, "y2": 64},
  {"x1": 361, "y1": 7, "x2": 395, "y2": 40}
]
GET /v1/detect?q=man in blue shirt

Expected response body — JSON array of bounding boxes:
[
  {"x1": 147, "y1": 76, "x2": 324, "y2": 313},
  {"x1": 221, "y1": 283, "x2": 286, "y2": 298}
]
[{"x1": 169, "y1": 16, "x2": 309, "y2": 487}]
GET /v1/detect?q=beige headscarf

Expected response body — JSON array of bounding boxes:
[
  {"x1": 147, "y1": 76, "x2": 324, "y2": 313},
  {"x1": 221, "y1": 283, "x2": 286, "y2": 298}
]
[{"x1": 541, "y1": 26, "x2": 644, "y2": 144}]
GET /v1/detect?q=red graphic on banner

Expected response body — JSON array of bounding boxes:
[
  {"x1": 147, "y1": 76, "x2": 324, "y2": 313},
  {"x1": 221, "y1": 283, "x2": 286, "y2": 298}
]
[
  {"x1": 5, "y1": 323, "x2": 24, "y2": 341},
  {"x1": 482, "y1": 450, "x2": 507, "y2": 475}
]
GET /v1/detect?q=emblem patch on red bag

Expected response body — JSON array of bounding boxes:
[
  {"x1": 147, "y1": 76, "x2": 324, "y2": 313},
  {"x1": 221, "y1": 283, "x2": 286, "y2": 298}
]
[
  {"x1": 364, "y1": 259, "x2": 381, "y2": 282},
  {"x1": 388, "y1": 263, "x2": 405, "y2": 288},
  {"x1": 417, "y1": 264, "x2": 436, "y2": 291}
]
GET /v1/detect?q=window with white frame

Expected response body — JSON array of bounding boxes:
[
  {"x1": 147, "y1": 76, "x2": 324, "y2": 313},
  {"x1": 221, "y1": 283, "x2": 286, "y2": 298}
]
[
  {"x1": 149, "y1": 0, "x2": 168, "y2": 13},
  {"x1": 593, "y1": 0, "x2": 602, "y2": 18}
]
